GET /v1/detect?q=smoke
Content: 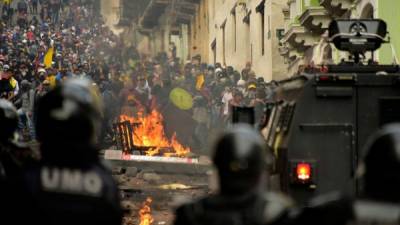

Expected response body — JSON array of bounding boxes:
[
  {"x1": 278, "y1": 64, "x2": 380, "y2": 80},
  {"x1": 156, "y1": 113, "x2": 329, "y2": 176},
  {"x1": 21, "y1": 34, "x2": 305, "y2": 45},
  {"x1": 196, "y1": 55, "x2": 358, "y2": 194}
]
[{"x1": 100, "y1": 0, "x2": 124, "y2": 35}]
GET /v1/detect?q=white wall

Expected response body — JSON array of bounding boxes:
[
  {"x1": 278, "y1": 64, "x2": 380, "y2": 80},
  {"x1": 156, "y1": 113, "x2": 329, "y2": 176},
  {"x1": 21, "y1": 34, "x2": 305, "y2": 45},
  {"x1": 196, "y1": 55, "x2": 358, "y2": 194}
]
[{"x1": 205, "y1": 0, "x2": 286, "y2": 80}]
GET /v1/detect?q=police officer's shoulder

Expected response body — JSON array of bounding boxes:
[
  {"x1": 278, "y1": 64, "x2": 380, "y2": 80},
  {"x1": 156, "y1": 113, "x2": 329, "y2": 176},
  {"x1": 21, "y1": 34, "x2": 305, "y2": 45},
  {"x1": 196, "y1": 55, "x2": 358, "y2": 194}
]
[
  {"x1": 262, "y1": 192, "x2": 295, "y2": 224},
  {"x1": 307, "y1": 192, "x2": 351, "y2": 209},
  {"x1": 99, "y1": 158, "x2": 114, "y2": 171},
  {"x1": 11, "y1": 140, "x2": 40, "y2": 161},
  {"x1": 294, "y1": 192, "x2": 354, "y2": 225},
  {"x1": 94, "y1": 161, "x2": 121, "y2": 192},
  {"x1": 174, "y1": 195, "x2": 211, "y2": 225},
  {"x1": 176, "y1": 195, "x2": 210, "y2": 214},
  {"x1": 353, "y1": 200, "x2": 400, "y2": 224}
]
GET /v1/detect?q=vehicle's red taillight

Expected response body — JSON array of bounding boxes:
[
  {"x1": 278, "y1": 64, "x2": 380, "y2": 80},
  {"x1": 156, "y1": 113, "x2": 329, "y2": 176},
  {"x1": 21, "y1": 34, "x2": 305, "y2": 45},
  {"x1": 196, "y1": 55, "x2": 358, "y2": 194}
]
[{"x1": 296, "y1": 163, "x2": 311, "y2": 181}]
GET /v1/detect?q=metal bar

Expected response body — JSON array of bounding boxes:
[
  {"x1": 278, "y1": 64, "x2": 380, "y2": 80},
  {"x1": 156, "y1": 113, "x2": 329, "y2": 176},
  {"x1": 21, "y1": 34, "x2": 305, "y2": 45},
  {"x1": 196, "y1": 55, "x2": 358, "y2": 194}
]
[
  {"x1": 299, "y1": 123, "x2": 353, "y2": 130},
  {"x1": 122, "y1": 122, "x2": 132, "y2": 151},
  {"x1": 118, "y1": 123, "x2": 125, "y2": 151},
  {"x1": 127, "y1": 122, "x2": 135, "y2": 152}
]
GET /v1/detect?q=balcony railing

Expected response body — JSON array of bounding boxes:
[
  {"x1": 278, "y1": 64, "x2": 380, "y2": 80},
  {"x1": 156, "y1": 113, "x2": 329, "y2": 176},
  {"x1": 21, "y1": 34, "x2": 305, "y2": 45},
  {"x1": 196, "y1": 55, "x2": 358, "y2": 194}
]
[
  {"x1": 299, "y1": 6, "x2": 331, "y2": 34},
  {"x1": 282, "y1": 24, "x2": 319, "y2": 52}
]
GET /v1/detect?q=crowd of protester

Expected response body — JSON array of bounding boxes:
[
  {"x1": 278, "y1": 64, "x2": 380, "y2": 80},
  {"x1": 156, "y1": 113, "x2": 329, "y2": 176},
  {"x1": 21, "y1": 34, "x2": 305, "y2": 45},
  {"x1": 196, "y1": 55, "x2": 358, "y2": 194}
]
[
  {"x1": 123, "y1": 51, "x2": 280, "y2": 150},
  {"x1": 1, "y1": 2, "x2": 400, "y2": 225},
  {"x1": 0, "y1": 0, "x2": 280, "y2": 151},
  {"x1": 0, "y1": 0, "x2": 125, "y2": 142}
]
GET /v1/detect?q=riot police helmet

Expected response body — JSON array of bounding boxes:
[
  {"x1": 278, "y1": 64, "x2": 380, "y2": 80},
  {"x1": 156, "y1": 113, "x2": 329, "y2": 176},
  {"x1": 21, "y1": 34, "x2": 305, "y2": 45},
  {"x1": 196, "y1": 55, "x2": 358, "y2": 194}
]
[
  {"x1": 213, "y1": 124, "x2": 269, "y2": 195},
  {"x1": 360, "y1": 123, "x2": 400, "y2": 203},
  {"x1": 35, "y1": 78, "x2": 103, "y2": 163},
  {"x1": 0, "y1": 99, "x2": 18, "y2": 142}
]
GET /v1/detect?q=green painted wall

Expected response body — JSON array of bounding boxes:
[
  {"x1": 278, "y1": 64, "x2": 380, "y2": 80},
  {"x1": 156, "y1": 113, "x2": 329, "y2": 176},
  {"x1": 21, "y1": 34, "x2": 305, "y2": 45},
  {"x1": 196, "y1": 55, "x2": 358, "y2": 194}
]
[
  {"x1": 302, "y1": 0, "x2": 320, "y2": 9},
  {"x1": 310, "y1": 0, "x2": 320, "y2": 6},
  {"x1": 378, "y1": 0, "x2": 400, "y2": 64}
]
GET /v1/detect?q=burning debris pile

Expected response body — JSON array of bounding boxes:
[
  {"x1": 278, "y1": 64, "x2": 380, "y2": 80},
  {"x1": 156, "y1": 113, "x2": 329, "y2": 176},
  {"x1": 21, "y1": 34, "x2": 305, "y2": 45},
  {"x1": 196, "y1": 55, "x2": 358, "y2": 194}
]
[
  {"x1": 122, "y1": 197, "x2": 154, "y2": 225},
  {"x1": 139, "y1": 197, "x2": 154, "y2": 225},
  {"x1": 120, "y1": 110, "x2": 191, "y2": 157}
]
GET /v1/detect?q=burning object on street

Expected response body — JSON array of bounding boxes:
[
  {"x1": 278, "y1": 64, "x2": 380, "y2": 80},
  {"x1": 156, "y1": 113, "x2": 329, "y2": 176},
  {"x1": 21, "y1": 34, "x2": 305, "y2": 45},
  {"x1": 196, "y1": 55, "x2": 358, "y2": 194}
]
[
  {"x1": 139, "y1": 197, "x2": 154, "y2": 225},
  {"x1": 115, "y1": 110, "x2": 191, "y2": 157},
  {"x1": 122, "y1": 197, "x2": 155, "y2": 225}
]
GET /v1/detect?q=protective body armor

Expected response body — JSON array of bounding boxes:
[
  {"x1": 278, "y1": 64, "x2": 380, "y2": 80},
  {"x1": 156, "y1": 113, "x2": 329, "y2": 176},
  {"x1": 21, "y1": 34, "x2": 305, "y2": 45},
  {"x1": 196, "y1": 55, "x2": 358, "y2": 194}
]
[
  {"x1": 350, "y1": 200, "x2": 400, "y2": 225},
  {"x1": 1, "y1": 79, "x2": 122, "y2": 225},
  {"x1": 9, "y1": 161, "x2": 123, "y2": 225},
  {"x1": 0, "y1": 99, "x2": 36, "y2": 180},
  {"x1": 295, "y1": 194, "x2": 400, "y2": 225},
  {"x1": 0, "y1": 141, "x2": 36, "y2": 179},
  {"x1": 175, "y1": 192, "x2": 292, "y2": 225}
]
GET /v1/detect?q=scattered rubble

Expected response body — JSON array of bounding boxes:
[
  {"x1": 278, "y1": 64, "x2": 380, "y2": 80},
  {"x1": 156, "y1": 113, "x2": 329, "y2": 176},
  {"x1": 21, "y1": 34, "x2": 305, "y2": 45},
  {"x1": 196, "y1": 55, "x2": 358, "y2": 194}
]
[
  {"x1": 137, "y1": 169, "x2": 155, "y2": 179},
  {"x1": 110, "y1": 152, "x2": 210, "y2": 225},
  {"x1": 112, "y1": 167, "x2": 124, "y2": 175},
  {"x1": 126, "y1": 167, "x2": 139, "y2": 177},
  {"x1": 116, "y1": 174, "x2": 130, "y2": 184},
  {"x1": 142, "y1": 173, "x2": 161, "y2": 183}
]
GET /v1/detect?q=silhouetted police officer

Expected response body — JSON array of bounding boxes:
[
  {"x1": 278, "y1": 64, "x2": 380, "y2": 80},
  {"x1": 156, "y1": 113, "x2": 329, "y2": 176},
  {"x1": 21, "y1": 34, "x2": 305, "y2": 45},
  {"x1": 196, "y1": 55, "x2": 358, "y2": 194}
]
[
  {"x1": 174, "y1": 124, "x2": 293, "y2": 225},
  {"x1": 295, "y1": 123, "x2": 400, "y2": 225},
  {"x1": 0, "y1": 99, "x2": 36, "y2": 180},
  {"x1": 9, "y1": 79, "x2": 122, "y2": 225}
]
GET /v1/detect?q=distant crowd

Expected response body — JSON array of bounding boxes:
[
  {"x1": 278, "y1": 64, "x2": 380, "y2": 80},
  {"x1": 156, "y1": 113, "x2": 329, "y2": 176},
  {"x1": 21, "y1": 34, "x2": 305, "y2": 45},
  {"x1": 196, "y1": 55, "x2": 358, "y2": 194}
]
[
  {"x1": 0, "y1": 0, "x2": 126, "y2": 144},
  {"x1": 0, "y1": 0, "x2": 280, "y2": 151}
]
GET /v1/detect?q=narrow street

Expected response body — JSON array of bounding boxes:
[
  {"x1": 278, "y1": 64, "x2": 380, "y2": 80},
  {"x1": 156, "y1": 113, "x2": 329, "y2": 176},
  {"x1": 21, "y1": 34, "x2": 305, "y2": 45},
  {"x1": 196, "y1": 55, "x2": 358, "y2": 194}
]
[
  {"x1": 104, "y1": 149, "x2": 211, "y2": 224},
  {"x1": 1, "y1": 0, "x2": 400, "y2": 225}
]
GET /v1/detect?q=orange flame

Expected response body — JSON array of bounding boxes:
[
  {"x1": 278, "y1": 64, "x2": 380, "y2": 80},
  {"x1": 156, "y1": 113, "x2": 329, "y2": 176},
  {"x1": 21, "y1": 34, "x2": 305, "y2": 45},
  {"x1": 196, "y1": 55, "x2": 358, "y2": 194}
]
[
  {"x1": 139, "y1": 197, "x2": 154, "y2": 225},
  {"x1": 120, "y1": 110, "x2": 191, "y2": 157}
]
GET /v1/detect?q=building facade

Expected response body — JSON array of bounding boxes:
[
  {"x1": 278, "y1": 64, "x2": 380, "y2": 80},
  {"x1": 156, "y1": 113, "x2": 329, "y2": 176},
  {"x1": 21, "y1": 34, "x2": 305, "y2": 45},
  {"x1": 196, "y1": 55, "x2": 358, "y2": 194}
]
[
  {"x1": 207, "y1": 0, "x2": 287, "y2": 81},
  {"x1": 100, "y1": 0, "x2": 124, "y2": 34},
  {"x1": 101, "y1": 0, "x2": 400, "y2": 80},
  {"x1": 104, "y1": 0, "x2": 288, "y2": 81},
  {"x1": 375, "y1": 0, "x2": 400, "y2": 64},
  {"x1": 280, "y1": 0, "x2": 400, "y2": 76},
  {"x1": 134, "y1": 0, "x2": 200, "y2": 61}
]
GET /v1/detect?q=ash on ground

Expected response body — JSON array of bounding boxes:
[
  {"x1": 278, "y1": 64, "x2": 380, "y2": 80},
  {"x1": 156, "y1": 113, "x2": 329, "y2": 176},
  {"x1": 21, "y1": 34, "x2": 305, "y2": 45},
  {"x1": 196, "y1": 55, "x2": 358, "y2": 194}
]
[{"x1": 115, "y1": 167, "x2": 210, "y2": 225}]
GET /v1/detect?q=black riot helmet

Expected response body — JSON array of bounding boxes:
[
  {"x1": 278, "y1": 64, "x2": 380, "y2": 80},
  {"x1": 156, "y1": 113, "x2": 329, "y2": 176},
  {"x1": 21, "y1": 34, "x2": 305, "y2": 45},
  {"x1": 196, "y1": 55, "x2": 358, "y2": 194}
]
[
  {"x1": 0, "y1": 99, "x2": 18, "y2": 142},
  {"x1": 213, "y1": 124, "x2": 269, "y2": 195},
  {"x1": 359, "y1": 123, "x2": 400, "y2": 203},
  {"x1": 36, "y1": 78, "x2": 103, "y2": 164}
]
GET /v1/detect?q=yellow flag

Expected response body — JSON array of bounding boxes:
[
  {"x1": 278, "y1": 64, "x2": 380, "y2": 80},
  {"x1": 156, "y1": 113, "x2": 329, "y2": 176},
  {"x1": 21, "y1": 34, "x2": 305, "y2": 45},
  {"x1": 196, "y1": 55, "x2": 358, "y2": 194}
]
[
  {"x1": 196, "y1": 74, "x2": 205, "y2": 91},
  {"x1": 46, "y1": 75, "x2": 56, "y2": 89},
  {"x1": 44, "y1": 47, "x2": 54, "y2": 69}
]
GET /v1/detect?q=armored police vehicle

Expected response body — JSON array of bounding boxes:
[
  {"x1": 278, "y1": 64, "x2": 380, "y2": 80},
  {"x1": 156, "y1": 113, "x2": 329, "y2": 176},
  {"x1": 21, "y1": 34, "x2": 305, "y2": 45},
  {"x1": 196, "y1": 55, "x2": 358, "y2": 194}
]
[{"x1": 263, "y1": 19, "x2": 400, "y2": 204}]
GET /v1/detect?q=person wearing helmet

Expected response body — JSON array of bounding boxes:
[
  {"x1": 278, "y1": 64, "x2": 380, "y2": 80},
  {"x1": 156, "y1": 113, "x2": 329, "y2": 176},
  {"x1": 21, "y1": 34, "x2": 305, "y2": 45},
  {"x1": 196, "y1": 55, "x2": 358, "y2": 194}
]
[
  {"x1": 0, "y1": 99, "x2": 36, "y2": 181},
  {"x1": 7, "y1": 79, "x2": 122, "y2": 225},
  {"x1": 294, "y1": 123, "x2": 400, "y2": 225},
  {"x1": 174, "y1": 124, "x2": 293, "y2": 225}
]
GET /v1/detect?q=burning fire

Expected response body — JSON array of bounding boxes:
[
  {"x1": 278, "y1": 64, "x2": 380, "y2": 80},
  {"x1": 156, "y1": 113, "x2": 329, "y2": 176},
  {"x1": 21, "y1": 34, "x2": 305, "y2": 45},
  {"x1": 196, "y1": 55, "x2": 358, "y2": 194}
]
[
  {"x1": 120, "y1": 110, "x2": 191, "y2": 157},
  {"x1": 139, "y1": 197, "x2": 154, "y2": 225}
]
